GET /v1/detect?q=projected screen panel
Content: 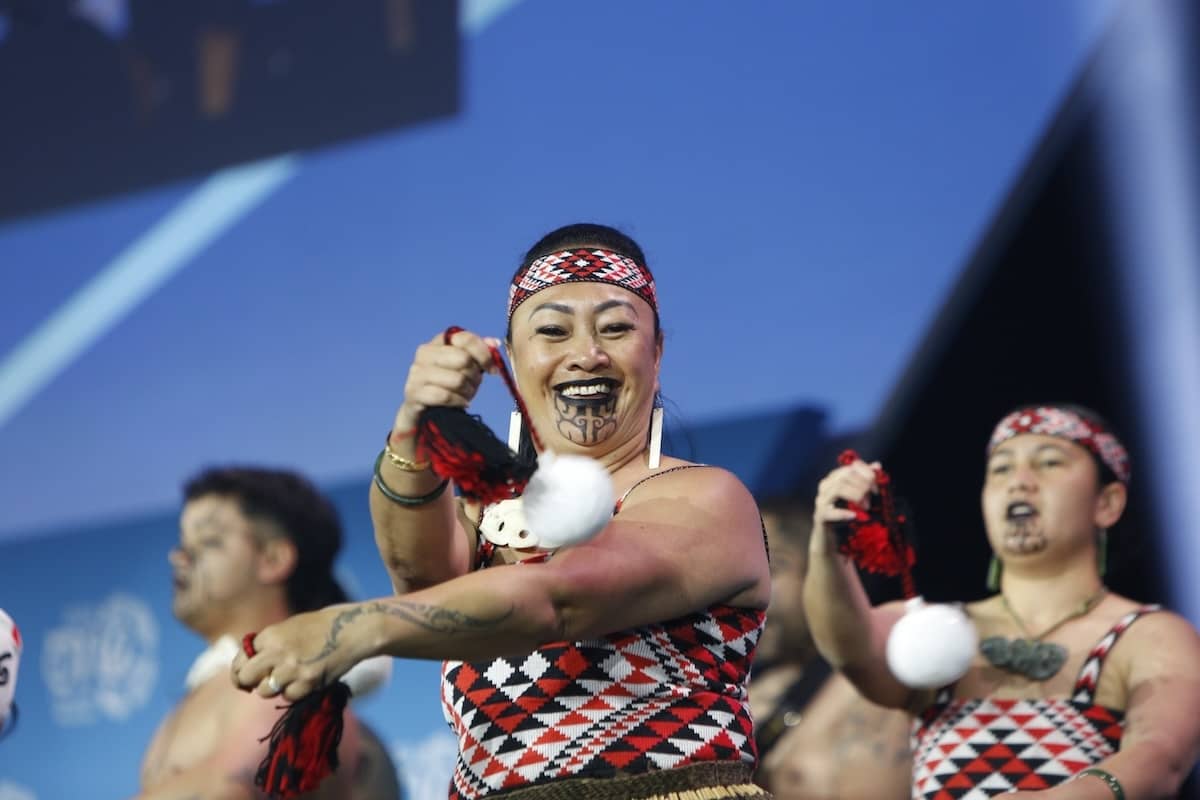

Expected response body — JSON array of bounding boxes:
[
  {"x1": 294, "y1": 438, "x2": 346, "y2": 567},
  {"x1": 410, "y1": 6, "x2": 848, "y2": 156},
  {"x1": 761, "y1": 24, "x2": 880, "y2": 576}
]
[{"x1": 0, "y1": 0, "x2": 458, "y2": 223}]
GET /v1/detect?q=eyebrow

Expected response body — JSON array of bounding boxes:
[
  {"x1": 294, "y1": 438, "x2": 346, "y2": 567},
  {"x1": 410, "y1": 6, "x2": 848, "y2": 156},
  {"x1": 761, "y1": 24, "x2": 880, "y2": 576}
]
[
  {"x1": 530, "y1": 302, "x2": 573, "y2": 316},
  {"x1": 529, "y1": 299, "x2": 638, "y2": 316},
  {"x1": 596, "y1": 299, "x2": 637, "y2": 316}
]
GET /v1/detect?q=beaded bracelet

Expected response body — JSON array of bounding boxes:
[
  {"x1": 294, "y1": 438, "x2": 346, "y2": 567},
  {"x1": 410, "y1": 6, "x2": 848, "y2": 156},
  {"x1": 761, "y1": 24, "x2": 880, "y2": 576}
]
[
  {"x1": 372, "y1": 451, "x2": 448, "y2": 506},
  {"x1": 1075, "y1": 767, "x2": 1125, "y2": 800}
]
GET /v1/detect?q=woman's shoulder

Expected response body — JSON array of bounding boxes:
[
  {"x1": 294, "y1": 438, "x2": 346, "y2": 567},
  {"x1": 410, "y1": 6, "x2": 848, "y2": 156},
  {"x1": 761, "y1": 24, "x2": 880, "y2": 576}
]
[
  {"x1": 619, "y1": 457, "x2": 753, "y2": 505},
  {"x1": 614, "y1": 459, "x2": 763, "y2": 547},
  {"x1": 1101, "y1": 593, "x2": 1196, "y2": 643},
  {"x1": 1096, "y1": 594, "x2": 1200, "y2": 697}
]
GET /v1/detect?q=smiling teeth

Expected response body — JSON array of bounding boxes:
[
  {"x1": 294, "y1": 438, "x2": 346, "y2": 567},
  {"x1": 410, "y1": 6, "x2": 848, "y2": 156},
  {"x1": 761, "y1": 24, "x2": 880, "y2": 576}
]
[
  {"x1": 560, "y1": 384, "x2": 612, "y2": 397},
  {"x1": 1007, "y1": 502, "x2": 1036, "y2": 518}
]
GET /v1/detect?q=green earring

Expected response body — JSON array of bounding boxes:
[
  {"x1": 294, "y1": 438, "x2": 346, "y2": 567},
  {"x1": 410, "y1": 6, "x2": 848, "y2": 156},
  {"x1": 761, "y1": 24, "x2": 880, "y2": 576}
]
[
  {"x1": 1097, "y1": 529, "x2": 1108, "y2": 577},
  {"x1": 987, "y1": 556, "x2": 1002, "y2": 592}
]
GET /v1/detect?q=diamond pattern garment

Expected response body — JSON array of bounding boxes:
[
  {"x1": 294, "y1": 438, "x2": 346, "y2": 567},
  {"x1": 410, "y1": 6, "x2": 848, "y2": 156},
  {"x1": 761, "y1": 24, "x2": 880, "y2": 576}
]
[
  {"x1": 440, "y1": 604, "x2": 764, "y2": 799},
  {"x1": 911, "y1": 606, "x2": 1159, "y2": 799}
]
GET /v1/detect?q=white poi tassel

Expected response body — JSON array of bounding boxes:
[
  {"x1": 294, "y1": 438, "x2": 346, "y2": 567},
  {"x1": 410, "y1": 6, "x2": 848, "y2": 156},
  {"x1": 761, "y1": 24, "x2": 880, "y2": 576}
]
[
  {"x1": 885, "y1": 596, "x2": 977, "y2": 689},
  {"x1": 521, "y1": 451, "x2": 614, "y2": 548}
]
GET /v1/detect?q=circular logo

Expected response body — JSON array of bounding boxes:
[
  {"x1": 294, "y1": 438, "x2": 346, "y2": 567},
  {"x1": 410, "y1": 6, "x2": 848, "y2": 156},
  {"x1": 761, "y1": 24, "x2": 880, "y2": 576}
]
[{"x1": 42, "y1": 593, "x2": 158, "y2": 726}]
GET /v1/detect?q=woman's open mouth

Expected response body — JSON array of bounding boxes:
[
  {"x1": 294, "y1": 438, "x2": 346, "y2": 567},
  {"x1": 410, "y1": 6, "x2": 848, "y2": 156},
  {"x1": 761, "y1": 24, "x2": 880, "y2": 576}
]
[
  {"x1": 551, "y1": 379, "x2": 620, "y2": 444},
  {"x1": 555, "y1": 378, "x2": 619, "y2": 400},
  {"x1": 554, "y1": 379, "x2": 619, "y2": 410},
  {"x1": 1006, "y1": 501, "x2": 1038, "y2": 522}
]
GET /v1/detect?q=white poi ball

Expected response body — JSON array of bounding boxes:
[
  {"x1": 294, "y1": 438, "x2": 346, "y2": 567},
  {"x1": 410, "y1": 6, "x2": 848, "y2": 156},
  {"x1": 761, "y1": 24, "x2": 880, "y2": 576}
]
[
  {"x1": 521, "y1": 451, "x2": 614, "y2": 549},
  {"x1": 886, "y1": 596, "x2": 977, "y2": 689},
  {"x1": 342, "y1": 654, "x2": 393, "y2": 699}
]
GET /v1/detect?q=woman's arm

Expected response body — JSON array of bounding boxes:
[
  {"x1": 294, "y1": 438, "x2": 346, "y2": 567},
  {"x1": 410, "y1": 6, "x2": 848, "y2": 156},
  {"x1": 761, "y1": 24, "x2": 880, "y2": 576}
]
[
  {"x1": 370, "y1": 329, "x2": 497, "y2": 593},
  {"x1": 801, "y1": 459, "x2": 917, "y2": 710},
  {"x1": 233, "y1": 466, "x2": 771, "y2": 699},
  {"x1": 369, "y1": 467, "x2": 472, "y2": 594}
]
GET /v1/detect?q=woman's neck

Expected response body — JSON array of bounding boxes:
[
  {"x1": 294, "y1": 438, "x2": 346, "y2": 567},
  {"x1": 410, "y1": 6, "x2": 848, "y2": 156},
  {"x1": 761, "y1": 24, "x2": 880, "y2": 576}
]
[
  {"x1": 557, "y1": 426, "x2": 653, "y2": 479},
  {"x1": 999, "y1": 558, "x2": 1105, "y2": 632}
]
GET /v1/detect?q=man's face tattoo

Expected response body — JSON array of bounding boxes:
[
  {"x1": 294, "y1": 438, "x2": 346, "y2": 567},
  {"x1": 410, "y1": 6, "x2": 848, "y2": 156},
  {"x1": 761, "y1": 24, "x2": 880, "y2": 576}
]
[
  {"x1": 172, "y1": 497, "x2": 258, "y2": 630},
  {"x1": 554, "y1": 392, "x2": 618, "y2": 445},
  {"x1": 174, "y1": 508, "x2": 225, "y2": 607}
]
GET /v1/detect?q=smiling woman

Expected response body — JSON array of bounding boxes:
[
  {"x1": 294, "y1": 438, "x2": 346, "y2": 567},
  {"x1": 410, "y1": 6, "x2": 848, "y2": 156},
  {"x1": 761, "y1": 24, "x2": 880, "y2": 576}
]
[
  {"x1": 505, "y1": 227, "x2": 661, "y2": 458},
  {"x1": 802, "y1": 403, "x2": 1200, "y2": 800},
  {"x1": 232, "y1": 223, "x2": 773, "y2": 799}
]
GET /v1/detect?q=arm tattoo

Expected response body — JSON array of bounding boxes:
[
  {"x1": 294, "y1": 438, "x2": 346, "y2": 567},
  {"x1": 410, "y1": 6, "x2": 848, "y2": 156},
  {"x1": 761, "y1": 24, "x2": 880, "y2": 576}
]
[
  {"x1": 304, "y1": 600, "x2": 513, "y2": 664},
  {"x1": 368, "y1": 599, "x2": 514, "y2": 633}
]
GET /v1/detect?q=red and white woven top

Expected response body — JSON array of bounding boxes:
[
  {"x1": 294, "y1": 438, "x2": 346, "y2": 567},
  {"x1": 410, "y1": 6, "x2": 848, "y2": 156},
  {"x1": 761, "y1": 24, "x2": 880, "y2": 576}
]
[
  {"x1": 912, "y1": 606, "x2": 1159, "y2": 799},
  {"x1": 440, "y1": 603, "x2": 763, "y2": 799},
  {"x1": 440, "y1": 466, "x2": 764, "y2": 799}
]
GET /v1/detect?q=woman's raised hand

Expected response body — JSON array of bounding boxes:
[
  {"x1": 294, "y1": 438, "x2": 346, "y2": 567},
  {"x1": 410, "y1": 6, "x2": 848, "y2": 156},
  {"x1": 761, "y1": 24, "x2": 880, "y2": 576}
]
[
  {"x1": 393, "y1": 329, "x2": 501, "y2": 435},
  {"x1": 812, "y1": 457, "x2": 880, "y2": 551}
]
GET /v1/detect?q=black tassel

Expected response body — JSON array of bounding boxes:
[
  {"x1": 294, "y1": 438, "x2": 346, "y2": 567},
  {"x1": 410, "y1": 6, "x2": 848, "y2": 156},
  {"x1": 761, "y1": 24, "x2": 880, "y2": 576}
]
[
  {"x1": 254, "y1": 682, "x2": 352, "y2": 798},
  {"x1": 416, "y1": 406, "x2": 537, "y2": 504}
]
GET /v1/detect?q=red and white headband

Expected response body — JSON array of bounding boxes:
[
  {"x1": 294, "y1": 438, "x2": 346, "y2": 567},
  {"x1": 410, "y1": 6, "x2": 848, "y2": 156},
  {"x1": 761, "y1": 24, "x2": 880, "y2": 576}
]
[
  {"x1": 507, "y1": 248, "x2": 657, "y2": 323},
  {"x1": 987, "y1": 406, "x2": 1130, "y2": 484}
]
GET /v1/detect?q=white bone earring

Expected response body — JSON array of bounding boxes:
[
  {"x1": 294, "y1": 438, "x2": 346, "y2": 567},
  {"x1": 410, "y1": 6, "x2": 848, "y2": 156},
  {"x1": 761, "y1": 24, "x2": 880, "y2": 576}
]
[
  {"x1": 648, "y1": 406, "x2": 664, "y2": 469},
  {"x1": 508, "y1": 411, "x2": 522, "y2": 451}
]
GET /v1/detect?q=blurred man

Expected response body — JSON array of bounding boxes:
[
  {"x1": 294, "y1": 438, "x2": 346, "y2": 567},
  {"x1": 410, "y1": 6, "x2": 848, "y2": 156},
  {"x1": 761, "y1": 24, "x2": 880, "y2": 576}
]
[
  {"x1": 752, "y1": 497, "x2": 912, "y2": 800},
  {"x1": 135, "y1": 467, "x2": 400, "y2": 800}
]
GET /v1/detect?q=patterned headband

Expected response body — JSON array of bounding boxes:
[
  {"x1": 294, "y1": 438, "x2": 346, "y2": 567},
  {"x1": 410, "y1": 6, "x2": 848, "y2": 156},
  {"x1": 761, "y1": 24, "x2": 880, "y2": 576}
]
[
  {"x1": 507, "y1": 248, "x2": 658, "y2": 323},
  {"x1": 987, "y1": 406, "x2": 1130, "y2": 484}
]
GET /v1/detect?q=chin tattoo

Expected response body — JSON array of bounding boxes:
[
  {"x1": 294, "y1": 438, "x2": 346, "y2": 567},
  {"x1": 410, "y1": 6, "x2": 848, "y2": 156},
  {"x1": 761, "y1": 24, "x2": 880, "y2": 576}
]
[
  {"x1": 1003, "y1": 519, "x2": 1047, "y2": 555},
  {"x1": 554, "y1": 394, "x2": 618, "y2": 445}
]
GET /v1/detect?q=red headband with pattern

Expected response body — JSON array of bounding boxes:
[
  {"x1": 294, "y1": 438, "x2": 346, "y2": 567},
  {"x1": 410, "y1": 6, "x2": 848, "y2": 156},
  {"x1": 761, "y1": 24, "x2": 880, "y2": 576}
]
[
  {"x1": 507, "y1": 248, "x2": 658, "y2": 322},
  {"x1": 987, "y1": 406, "x2": 1130, "y2": 484}
]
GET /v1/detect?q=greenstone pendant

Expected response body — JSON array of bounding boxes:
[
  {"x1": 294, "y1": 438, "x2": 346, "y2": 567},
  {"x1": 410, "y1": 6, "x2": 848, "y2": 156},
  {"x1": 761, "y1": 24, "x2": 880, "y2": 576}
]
[{"x1": 979, "y1": 636, "x2": 1068, "y2": 682}]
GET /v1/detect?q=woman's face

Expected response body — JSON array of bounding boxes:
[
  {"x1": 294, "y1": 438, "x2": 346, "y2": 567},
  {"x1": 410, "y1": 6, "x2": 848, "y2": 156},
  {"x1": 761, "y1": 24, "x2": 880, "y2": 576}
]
[
  {"x1": 980, "y1": 434, "x2": 1110, "y2": 566},
  {"x1": 507, "y1": 281, "x2": 661, "y2": 457}
]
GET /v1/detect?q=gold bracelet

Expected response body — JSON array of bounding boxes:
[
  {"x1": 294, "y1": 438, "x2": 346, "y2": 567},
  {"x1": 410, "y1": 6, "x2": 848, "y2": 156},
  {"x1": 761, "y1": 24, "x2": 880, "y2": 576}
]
[{"x1": 382, "y1": 435, "x2": 430, "y2": 472}]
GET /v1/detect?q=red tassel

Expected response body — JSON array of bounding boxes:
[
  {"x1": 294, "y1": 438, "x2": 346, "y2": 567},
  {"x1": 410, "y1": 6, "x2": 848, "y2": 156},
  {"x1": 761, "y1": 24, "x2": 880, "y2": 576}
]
[
  {"x1": 835, "y1": 450, "x2": 918, "y2": 598},
  {"x1": 417, "y1": 406, "x2": 537, "y2": 504},
  {"x1": 414, "y1": 326, "x2": 542, "y2": 504},
  {"x1": 840, "y1": 520, "x2": 916, "y2": 577},
  {"x1": 243, "y1": 635, "x2": 351, "y2": 798},
  {"x1": 255, "y1": 683, "x2": 351, "y2": 798}
]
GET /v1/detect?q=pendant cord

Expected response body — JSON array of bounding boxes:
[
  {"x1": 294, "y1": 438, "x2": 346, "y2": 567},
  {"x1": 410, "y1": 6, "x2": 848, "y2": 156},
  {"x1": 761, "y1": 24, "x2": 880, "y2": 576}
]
[{"x1": 1000, "y1": 587, "x2": 1108, "y2": 641}]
